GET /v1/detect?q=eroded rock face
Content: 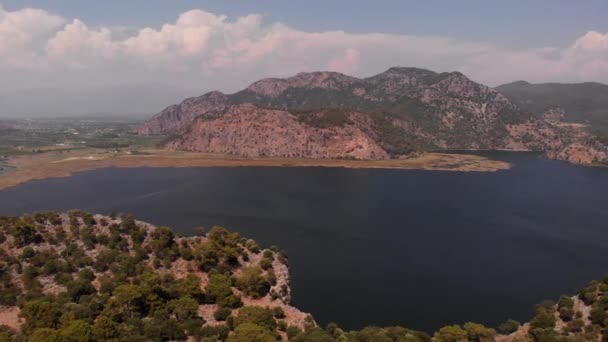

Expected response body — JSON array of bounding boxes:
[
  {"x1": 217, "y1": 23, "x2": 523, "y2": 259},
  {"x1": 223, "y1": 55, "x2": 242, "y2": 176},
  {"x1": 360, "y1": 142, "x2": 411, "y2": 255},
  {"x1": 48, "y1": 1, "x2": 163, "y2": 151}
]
[
  {"x1": 166, "y1": 104, "x2": 389, "y2": 160},
  {"x1": 137, "y1": 67, "x2": 608, "y2": 166}
]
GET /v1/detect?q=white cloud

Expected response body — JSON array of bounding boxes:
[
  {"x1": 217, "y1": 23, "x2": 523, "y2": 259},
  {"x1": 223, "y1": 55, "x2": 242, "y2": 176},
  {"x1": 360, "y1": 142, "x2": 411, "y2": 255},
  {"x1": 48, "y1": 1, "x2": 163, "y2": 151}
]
[
  {"x1": 327, "y1": 48, "x2": 360, "y2": 75},
  {"x1": 0, "y1": 5, "x2": 607, "y2": 96}
]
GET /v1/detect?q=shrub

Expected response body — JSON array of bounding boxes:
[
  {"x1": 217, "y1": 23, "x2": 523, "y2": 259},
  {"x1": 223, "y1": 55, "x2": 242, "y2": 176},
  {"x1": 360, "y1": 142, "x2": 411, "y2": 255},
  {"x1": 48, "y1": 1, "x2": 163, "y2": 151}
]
[
  {"x1": 214, "y1": 307, "x2": 232, "y2": 321},
  {"x1": 530, "y1": 307, "x2": 556, "y2": 330},
  {"x1": 236, "y1": 266, "x2": 271, "y2": 299},
  {"x1": 233, "y1": 306, "x2": 276, "y2": 332},
  {"x1": 21, "y1": 299, "x2": 62, "y2": 332},
  {"x1": 463, "y1": 322, "x2": 496, "y2": 341},
  {"x1": 260, "y1": 258, "x2": 273, "y2": 271},
  {"x1": 59, "y1": 320, "x2": 94, "y2": 342},
  {"x1": 498, "y1": 319, "x2": 520, "y2": 334},
  {"x1": 272, "y1": 307, "x2": 285, "y2": 319},
  {"x1": 227, "y1": 323, "x2": 275, "y2": 342},
  {"x1": 433, "y1": 325, "x2": 468, "y2": 342}
]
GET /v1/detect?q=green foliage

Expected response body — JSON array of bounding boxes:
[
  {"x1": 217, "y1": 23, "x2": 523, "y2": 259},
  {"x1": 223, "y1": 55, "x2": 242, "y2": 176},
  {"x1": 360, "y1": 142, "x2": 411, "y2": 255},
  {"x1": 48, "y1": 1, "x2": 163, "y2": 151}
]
[
  {"x1": 28, "y1": 328, "x2": 61, "y2": 342},
  {"x1": 498, "y1": 319, "x2": 520, "y2": 334},
  {"x1": 227, "y1": 323, "x2": 275, "y2": 342},
  {"x1": 432, "y1": 325, "x2": 468, "y2": 342},
  {"x1": 92, "y1": 316, "x2": 121, "y2": 340},
  {"x1": 194, "y1": 226, "x2": 242, "y2": 271},
  {"x1": 233, "y1": 306, "x2": 276, "y2": 332},
  {"x1": 530, "y1": 306, "x2": 556, "y2": 330},
  {"x1": 167, "y1": 296, "x2": 199, "y2": 322},
  {"x1": 206, "y1": 273, "x2": 241, "y2": 308},
  {"x1": 214, "y1": 307, "x2": 232, "y2": 321},
  {"x1": 21, "y1": 299, "x2": 62, "y2": 332},
  {"x1": 10, "y1": 219, "x2": 42, "y2": 247},
  {"x1": 259, "y1": 257, "x2": 273, "y2": 271},
  {"x1": 59, "y1": 320, "x2": 94, "y2": 342},
  {"x1": 462, "y1": 322, "x2": 496, "y2": 341},
  {"x1": 235, "y1": 266, "x2": 271, "y2": 299}
]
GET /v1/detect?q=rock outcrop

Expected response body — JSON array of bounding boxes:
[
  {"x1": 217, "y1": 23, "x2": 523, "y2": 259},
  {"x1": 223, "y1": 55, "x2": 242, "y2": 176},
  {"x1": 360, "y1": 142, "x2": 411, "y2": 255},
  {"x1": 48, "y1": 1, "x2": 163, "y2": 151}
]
[{"x1": 166, "y1": 104, "x2": 389, "y2": 160}]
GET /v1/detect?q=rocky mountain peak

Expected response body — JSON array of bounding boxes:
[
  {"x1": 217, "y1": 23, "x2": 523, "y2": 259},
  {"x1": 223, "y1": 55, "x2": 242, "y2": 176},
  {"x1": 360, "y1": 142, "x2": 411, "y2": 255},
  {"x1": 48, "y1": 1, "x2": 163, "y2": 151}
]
[{"x1": 245, "y1": 71, "x2": 358, "y2": 97}]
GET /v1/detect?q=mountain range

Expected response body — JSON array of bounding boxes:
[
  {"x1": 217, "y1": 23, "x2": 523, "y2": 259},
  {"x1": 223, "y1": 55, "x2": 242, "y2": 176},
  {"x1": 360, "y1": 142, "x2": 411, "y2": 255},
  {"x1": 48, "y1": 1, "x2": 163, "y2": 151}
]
[{"x1": 136, "y1": 67, "x2": 608, "y2": 166}]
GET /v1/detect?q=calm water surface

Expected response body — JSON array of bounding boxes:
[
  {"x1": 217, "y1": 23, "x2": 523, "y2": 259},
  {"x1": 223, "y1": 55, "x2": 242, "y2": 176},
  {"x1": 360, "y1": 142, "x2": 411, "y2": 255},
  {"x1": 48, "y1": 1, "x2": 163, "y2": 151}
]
[{"x1": 0, "y1": 152, "x2": 607, "y2": 332}]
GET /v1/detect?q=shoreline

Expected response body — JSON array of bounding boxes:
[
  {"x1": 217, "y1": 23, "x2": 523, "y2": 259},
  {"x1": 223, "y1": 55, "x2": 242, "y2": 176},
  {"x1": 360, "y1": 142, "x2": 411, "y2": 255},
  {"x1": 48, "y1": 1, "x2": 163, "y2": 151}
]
[{"x1": 0, "y1": 148, "x2": 511, "y2": 190}]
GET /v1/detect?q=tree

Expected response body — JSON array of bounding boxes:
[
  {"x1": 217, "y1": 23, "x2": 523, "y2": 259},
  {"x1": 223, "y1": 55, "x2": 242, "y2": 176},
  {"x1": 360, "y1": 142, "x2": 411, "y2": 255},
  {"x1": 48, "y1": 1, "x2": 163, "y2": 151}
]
[
  {"x1": 433, "y1": 325, "x2": 468, "y2": 342},
  {"x1": 28, "y1": 328, "x2": 61, "y2": 342},
  {"x1": 498, "y1": 319, "x2": 520, "y2": 334},
  {"x1": 59, "y1": 320, "x2": 94, "y2": 342},
  {"x1": 11, "y1": 220, "x2": 41, "y2": 247},
  {"x1": 21, "y1": 299, "x2": 61, "y2": 332},
  {"x1": 227, "y1": 323, "x2": 275, "y2": 342},
  {"x1": 236, "y1": 266, "x2": 271, "y2": 299},
  {"x1": 462, "y1": 322, "x2": 495, "y2": 341},
  {"x1": 214, "y1": 307, "x2": 232, "y2": 321},
  {"x1": 92, "y1": 316, "x2": 121, "y2": 340},
  {"x1": 111, "y1": 284, "x2": 147, "y2": 319},
  {"x1": 206, "y1": 274, "x2": 242, "y2": 308},
  {"x1": 530, "y1": 307, "x2": 556, "y2": 330},
  {"x1": 66, "y1": 279, "x2": 96, "y2": 301},
  {"x1": 233, "y1": 306, "x2": 276, "y2": 332},
  {"x1": 168, "y1": 296, "x2": 199, "y2": 322}
]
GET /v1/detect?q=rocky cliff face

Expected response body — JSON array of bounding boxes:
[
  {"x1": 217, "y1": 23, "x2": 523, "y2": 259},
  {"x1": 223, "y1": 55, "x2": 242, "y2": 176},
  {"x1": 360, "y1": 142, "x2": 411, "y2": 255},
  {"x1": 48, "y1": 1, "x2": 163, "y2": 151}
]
[
  {"x1": 166, "y1": 104, "x2": 389, "y2": 160},
  {"x1": 137, "y1": 67, "x2": 608, "y2": 166}
]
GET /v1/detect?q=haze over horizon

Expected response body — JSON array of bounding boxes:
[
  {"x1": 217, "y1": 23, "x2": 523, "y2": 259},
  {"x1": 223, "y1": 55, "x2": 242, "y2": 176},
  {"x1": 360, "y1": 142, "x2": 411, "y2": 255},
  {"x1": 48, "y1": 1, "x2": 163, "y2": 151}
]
[{"x1": 1, "y1": 0, "x2": 607, "y2": 117}]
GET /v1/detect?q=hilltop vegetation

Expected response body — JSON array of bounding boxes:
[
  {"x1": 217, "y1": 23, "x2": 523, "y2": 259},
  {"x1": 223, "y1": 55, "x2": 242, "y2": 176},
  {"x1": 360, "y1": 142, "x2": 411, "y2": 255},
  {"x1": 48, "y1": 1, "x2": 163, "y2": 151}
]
[{"x1": 0, "y1": 212, "x2": 607, "y2": 341}]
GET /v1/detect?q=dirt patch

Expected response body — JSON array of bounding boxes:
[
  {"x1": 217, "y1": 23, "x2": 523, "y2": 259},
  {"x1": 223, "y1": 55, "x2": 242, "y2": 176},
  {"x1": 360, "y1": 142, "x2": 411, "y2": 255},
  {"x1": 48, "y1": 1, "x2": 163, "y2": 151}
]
[{"x1": 0, "y1": 306, "x2": 22, "y2": 333}]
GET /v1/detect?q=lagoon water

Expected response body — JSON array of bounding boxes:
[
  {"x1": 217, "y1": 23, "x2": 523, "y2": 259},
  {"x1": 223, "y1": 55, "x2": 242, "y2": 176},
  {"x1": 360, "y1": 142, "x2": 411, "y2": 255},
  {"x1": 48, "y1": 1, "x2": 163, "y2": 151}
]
[{"x1": 0, "y1": 152, "x2": 607, "y2": 332}]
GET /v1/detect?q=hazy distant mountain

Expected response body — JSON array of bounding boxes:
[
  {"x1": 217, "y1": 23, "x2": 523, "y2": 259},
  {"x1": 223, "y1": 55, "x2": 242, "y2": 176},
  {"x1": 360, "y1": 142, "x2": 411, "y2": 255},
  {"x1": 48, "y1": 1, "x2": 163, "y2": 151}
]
[
  {"x1": 0, "y1": 84, "x2": 193, "y2": 119},
  {"x1": 496, "y1": 81, "x2": 608, "y2": 136},
  {"x1": 137, "y1": 67, "x2": 608, "y2": 165}
]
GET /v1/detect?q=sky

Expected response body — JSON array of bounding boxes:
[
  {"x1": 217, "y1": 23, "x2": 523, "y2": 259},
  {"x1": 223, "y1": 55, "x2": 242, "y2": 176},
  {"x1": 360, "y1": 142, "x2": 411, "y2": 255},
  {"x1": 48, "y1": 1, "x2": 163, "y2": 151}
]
[{"x1": 0, "y1": 1, "x2": 607, "y2": 116}]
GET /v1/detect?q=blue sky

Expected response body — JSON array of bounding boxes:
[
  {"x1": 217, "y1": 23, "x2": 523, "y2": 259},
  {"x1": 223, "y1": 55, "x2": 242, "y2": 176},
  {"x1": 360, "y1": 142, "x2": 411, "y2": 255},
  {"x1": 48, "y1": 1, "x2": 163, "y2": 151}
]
[
  {"x1": 0, "y1": 1, "x2": 607, "y2": 116},
  {"x1": 3, "y1": 0, "x2": 607, "y2": 49}
]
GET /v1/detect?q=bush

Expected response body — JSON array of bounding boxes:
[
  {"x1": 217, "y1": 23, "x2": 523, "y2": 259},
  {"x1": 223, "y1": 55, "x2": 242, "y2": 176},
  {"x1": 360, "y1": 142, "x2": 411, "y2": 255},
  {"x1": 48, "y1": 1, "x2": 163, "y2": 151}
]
[
  {"x1": 200, "y1": 324, "x2": 230, "y2": 340},
  {"x1": 21, "y1": 299, "x2": 62, "y2": 332},
  {"x1": 260, "y1": 258, "x2": 273, "y2": 271},
  {"x1": 214, "y1": 307, "x2": 232, "y2": 321},
  {"x1": 433, "y1": 325, "x2": 468, "y2": 342},
  {"x1": 236, "y1": 266, "x2": 271, "y2": 299},
  {"x1": 233, "y1": 306, "x2": 276, "y2": 332},
  {"x1": 59, "y1": 320, "x2": 94, "y2": 342},
  {"x1": 227, "y1": 323, "x2": 275, "y2": 342},
  {"x1": 206, "y1": 274, "x2": 242, "y2": 308},
  {"x1": 462, "y1": 322, "x2": 495, "y2": 341},
  {"x1": 28, "y1": 328, "x2": 61, "y2": 342},
  {"x1": 498, "y1": 319, "x2": 520, "y2": 334},
  {"x1": 20, "y1": 246, "x2": 35, "y2": 259},
  {"x1": 272, "y1": 307, "x2": 285, "y2": 319}
]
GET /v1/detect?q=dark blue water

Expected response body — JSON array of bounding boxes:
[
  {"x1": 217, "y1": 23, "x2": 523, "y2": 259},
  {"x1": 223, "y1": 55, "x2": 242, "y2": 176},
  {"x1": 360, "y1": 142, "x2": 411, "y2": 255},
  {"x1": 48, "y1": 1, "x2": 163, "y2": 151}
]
[{"x1": 0, "y1": 152, "x2": 607, "y2": 332}]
